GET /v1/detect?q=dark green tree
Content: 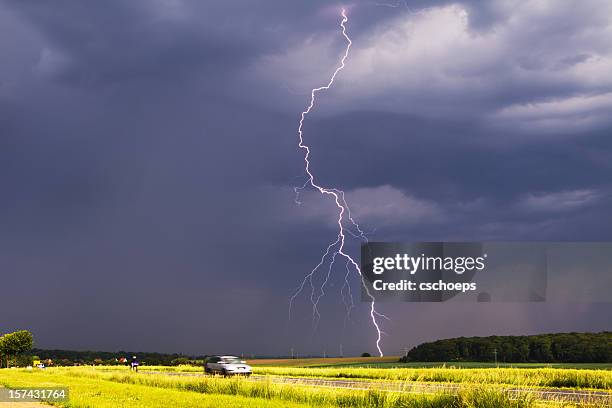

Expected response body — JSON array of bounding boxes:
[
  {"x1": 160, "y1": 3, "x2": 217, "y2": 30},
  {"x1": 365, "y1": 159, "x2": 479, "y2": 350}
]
[
  {"x1": 400, "y1": 332, "x2": 611, "y2": 363},
  {"x1": 0, "y1": 330, "x2": 34, "y2": 368}
]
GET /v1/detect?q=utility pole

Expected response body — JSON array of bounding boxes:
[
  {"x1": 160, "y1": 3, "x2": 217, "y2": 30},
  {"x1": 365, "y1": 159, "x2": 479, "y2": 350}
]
[
  {"x1": 291, "y1": 348, "x2": 294, "y2": 359},
  {"x1": 403, "y1": 347, "x2": 409, "y2": 359},
  {"x1": 323, "y1": 349, "x2": 326, "y2": 358}
]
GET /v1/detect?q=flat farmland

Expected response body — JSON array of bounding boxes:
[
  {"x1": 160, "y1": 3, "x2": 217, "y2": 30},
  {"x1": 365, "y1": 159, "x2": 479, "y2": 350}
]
[
  {"x1": 245, "y1": 356, "x2": 400, "y2": 367},
  {"x1": 2, "y1": 361, "x2": 610, "y2": 407},
  {"x1": 246, "y1": 358, "x2": 612, "y2": 370}
]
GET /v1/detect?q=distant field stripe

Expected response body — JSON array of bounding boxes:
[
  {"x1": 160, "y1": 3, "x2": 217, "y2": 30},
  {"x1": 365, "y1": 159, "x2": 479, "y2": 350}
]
[{"x1": 246, "y1": 356, "x2": 400, "y2": 366}]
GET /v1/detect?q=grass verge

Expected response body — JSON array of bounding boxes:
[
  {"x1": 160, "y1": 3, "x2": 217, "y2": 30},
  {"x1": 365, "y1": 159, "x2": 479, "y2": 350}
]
[{"x1": 0, "y1": 368, "x2": 543, "y2": 408}]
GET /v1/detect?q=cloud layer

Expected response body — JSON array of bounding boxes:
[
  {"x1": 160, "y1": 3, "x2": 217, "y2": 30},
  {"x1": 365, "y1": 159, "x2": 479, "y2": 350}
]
[
  {"x1": 254, "y1": 0, "x2": 612, "y2": 133},
  {"x1": 1, "y1": 0, "x2": 610, "y2": 356}
]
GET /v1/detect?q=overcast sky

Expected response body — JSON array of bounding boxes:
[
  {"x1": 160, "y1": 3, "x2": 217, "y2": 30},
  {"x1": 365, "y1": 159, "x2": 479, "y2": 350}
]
[{"x1": 1, "y1": 0, "x2": 611, "y2": 356}]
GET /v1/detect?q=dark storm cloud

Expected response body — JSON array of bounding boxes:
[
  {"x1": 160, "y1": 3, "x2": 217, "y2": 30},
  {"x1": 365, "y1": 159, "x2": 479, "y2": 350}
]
[
  {"x1": 1, "y1": 0, "x2": 610, "y2": 356},
  {"x1": 3, "y1": 0, "x2": 386, "y2": 87},
  {"x1": 3, "y1": 0, "x2": 260, "y2": 86}
]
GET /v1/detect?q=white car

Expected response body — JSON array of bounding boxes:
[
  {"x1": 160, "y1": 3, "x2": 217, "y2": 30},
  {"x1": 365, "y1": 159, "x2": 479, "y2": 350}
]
[{"x1": 205, "y1": 355, "x2": 252, "y2": 376}]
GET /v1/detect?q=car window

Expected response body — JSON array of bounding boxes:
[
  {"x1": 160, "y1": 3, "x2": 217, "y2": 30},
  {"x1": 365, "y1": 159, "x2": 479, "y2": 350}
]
[{"x1": 221, "y1": 357, "x2": 242, "y2": 364}]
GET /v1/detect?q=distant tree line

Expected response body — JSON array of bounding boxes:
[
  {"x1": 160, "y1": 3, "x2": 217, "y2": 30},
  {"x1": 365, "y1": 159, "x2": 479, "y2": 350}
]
[
  {"x1": 31, "y1": 349, "x2": 208, "y2": 366},
  {"x1": 401, "y1": 332, "x2": 611, "y2": 363},
  {"x1": 0, "y1": 330, "x2": 34, "y2": 368}
]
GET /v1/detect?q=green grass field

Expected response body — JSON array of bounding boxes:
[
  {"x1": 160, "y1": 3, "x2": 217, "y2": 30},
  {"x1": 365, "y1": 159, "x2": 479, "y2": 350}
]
[
  {"x1": 244, "y1": 357, "x2": 612, "y2": 370},
  {"x1": 251, "y1": 366, "x2": 612, "y2": 390},
  {"x1": 0, "y1": 369, "x2": 310, "y2": 408},
  {"x1": 0, "y1": 367, "x2": 542, "y2": 408},
  {"x1": 1, "y1": 361, "x2": 610, "y2": 407},
  {"x1": 102, "y1": 361, "x2": 611, "y2": 390}
]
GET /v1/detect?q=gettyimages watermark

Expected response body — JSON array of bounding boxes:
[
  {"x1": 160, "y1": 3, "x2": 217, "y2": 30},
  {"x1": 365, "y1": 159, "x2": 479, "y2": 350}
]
[{"x1": 361, "y1": 242, "x2": 612, "y2": 302}]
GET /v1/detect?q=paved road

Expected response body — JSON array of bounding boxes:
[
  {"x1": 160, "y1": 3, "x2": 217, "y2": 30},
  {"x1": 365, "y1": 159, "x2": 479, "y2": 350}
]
[{"x1": 138, "y1": 370, "x2": 612, "y2": 404}]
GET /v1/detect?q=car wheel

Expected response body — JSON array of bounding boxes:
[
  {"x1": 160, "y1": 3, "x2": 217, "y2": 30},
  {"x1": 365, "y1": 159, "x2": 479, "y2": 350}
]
[
  {"x1": 204, "y1": 367, "x2": 212, "y2": 374},
  {"x1": 222, "y1": 369, "x2": 229, "y2": 377}
]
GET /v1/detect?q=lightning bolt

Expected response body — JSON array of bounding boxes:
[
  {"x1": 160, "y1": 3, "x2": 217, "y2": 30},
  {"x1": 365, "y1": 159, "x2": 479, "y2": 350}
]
[{"x1": 288, "y1": 8, "x2": 388, "y2": 357}]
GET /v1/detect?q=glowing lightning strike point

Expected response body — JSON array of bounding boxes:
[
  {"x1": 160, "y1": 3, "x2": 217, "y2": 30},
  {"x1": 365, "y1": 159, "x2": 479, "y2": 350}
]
[{"x1": 289, "y1": 8, "x2": 387, "y2": 357}]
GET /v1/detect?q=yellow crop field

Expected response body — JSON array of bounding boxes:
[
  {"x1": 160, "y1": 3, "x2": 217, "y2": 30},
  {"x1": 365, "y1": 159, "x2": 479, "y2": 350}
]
[{"x1": 2, "y1": 364, "x2": 610, "y2": 407}]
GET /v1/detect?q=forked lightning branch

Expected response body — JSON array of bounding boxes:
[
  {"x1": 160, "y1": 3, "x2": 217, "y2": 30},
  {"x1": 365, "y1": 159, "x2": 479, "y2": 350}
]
[{"x1": 289, "y1": 9, "x2": 388, "y2": 356}]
